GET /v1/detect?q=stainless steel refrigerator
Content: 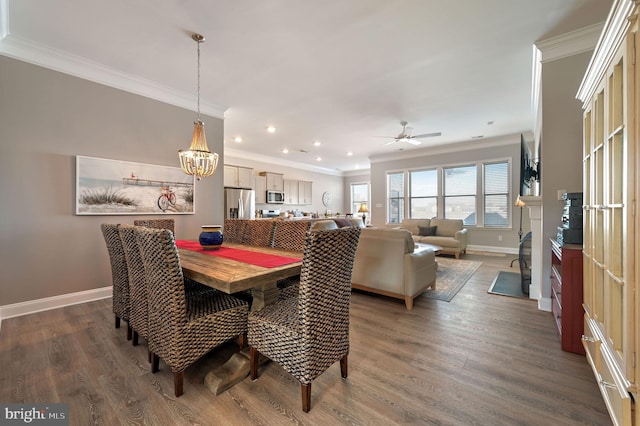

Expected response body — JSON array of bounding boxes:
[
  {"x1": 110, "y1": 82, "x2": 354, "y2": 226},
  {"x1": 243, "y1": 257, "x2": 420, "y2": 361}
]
[{"x1": 224, "y1": 188, "x2": 255, "y2": 219}]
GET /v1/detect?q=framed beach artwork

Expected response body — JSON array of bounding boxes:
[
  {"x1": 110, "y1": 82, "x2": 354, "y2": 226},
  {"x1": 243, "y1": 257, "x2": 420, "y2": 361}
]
[{"x1": 75, "y1": 156, "x2": 195, "y2": 215}]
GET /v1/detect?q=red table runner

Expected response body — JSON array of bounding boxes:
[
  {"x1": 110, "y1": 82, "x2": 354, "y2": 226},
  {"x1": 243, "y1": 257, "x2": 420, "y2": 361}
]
[{"x1": 176, "y1": 240, "x2": 301, "y2": 268}]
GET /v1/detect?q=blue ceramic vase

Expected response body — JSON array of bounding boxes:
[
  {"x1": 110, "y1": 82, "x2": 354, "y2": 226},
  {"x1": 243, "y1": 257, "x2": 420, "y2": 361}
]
[{"x1": 199, "y1": 225, "x2": 223, "y2": 250}]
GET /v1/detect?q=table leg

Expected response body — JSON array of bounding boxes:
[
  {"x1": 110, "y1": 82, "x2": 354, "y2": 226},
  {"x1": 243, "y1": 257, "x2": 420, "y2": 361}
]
[
  {"x1": 249, "y1": 281, "x2": 280, "y2": 311},
  {"x1": 203, "y1": 282, "x2": 279, "y2": 394}
]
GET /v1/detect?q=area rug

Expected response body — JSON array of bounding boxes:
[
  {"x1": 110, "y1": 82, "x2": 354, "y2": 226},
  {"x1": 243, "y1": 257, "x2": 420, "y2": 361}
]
[
  {"x1": 488, "y1": 271, "x2": 529, "y2": 299},
  {"x1": 422, "y1": 258, "x2": 482, "y2": 302}
]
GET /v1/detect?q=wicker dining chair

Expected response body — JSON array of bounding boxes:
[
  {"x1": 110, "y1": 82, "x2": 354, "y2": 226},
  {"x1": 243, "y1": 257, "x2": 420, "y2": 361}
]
[
  {"x1": 100, "y1": 224, "x2": 132, "y2": 340},
  {"x1": 135, "y1": 226, "x2": 249, "y2": 397},
  {"x1": 118, "y1": 224, "x2": 152, "y2": 350},
  {"x1": 120, "y1": 224, "x2": 219, "y2": 355},
  {"x1": 248, "y1": 227, "x2": 361, "y2": 412},
  {"x1": 242, "y1": 220, "x2": 276, "y2": 247},
  {"x1": 223, "y1": 219, "x2": 247, "y2": 243},
  {"x1": 134, "y1": 218, "x2": 175, "y2": 234},
  {"x1": 272, "y1": 220, "x2": 311, "y2": 252}
]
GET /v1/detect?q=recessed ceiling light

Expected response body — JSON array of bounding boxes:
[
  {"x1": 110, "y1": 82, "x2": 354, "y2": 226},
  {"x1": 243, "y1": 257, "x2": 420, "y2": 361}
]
[
  {"x1": 266, "y1": 126, "x2": 276, "y2": 133},
  {"x1": 316, "y1": 156, "x2": 322, "y2": 161},
  {"x1": 347, "y1": 151, "x2": 353, "y2": 156},
  {"x1": 313, "y1": 141, "x2": 321, "y2": 146},
  {"x1": 234, "y1": 136, "x2": 242, "y2": 143},
  {"x1": 282, "y1": 148, "x2": 289, "y2": 154}
]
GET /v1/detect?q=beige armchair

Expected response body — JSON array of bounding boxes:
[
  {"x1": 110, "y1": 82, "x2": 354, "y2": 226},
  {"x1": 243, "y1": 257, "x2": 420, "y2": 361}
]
[{"x1": 351, "y1": 228, "x2": 437, "y2": 309}]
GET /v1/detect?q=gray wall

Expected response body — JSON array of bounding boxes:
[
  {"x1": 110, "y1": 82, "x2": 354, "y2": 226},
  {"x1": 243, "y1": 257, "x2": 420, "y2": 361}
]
[
  {"x1": 539, "y1": 51, "x2": 592, "y2": 299},
  {"x1": 0, "y1": 56, "x2": 224, "y2": 305},
  {"x1": 369, "y1": 135, "x2": 527, "y2": 252}
]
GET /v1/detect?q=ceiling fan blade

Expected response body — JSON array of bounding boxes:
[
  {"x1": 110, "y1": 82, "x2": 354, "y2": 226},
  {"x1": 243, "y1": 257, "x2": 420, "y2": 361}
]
[
  {"x1": 384, "y1": 139, "x2": 398, "y2": 145},
  {"x1": 411, "y1": 132, "x2": 441, "y2": 139},
  {"x1": 406, "y1": 139, "x2": 422, "y2": 145}
]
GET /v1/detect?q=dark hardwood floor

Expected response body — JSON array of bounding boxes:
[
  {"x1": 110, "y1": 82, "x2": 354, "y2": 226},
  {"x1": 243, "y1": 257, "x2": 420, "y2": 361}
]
[{"x1": 0, "y1": 253, "x2": 611, "y2": 425}]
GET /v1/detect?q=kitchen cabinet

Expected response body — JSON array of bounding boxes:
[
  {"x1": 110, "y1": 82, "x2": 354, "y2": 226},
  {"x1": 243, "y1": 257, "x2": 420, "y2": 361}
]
[
  {"x1": 298, "y1": 181, "x2": 312, "y2": 205},
  {"x1": 259, "y1": 172, "x2": 284, "y2": 191},
  {"x1": 254, "y1": 175, "x2": 266, "y2": 204},
  {"x1": 224, "y1": 165, "x2": 253, "y2": 188},
  {"x1": 284, "y1": 179, "x2": 299, "y2": 205}
]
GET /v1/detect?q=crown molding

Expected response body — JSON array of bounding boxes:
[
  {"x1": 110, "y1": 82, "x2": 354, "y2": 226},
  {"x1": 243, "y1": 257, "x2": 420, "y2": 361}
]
[
  {"x1": 0, "y1": 34, "x2": 227, "y2": 119},
  {"x1": 223, "y1": 147, "x2": 355, "y2": 177},
  {"x1": 0, "y1": 0, "x2": 9, "y2": 40},
  {"x1": 535, "y1": 22, "x2": 605, "y2": 63},
  {"x1": 368, "y1": 133, "x2": 520, "y2": 164},
  {"x1": 577, "y1": 0, "x2": 636, "y2": 103}
]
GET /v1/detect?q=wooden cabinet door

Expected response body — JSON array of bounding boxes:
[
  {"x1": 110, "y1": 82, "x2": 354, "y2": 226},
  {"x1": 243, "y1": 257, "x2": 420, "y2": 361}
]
[
  {"x1": 254, "y1": 176, "x2": 266, "y2": 204},
  {"x1": 298, "y1": 181, "x2": 312, "y2": 204},
  {"x1": 237, "y1": 167, "x2": 253, "y2": 188}
]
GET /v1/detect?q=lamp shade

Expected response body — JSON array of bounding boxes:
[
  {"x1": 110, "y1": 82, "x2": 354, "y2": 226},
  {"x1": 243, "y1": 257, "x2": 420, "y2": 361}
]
[
  {"x1": 178, "y1": 119, "x2": 219, "y2": 180},
  {"x1": 515, "y1": 195, "x2": 526, "y2": 207},
  {"x1": 358, "y1": 203, "x2": 368, "y2": 213}
]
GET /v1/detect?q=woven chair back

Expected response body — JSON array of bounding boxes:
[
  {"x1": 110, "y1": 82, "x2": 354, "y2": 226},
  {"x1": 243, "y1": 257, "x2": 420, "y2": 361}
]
[
  {"x1": 100, "y1": 224, "x2": 130, "y2": 321},
  {"x1": 134, "y1": 219, "x2": 175, "y2": 234},
  {"x1": 272, "y1": 220, "x2": 311, "y2": 252},
  {"x1": 118, "y1": 224, "x2": 149, "y2": 339},
  {"x1": 298, "y1": 227, "x2": 361, "y2": 346},
  {"x1": 134, "y1": 227, "x2": 186, "y2": 351},
  {"x1": 242, "y1": 220, "x2": 276, "y2": 247},
  {"x1": 223, "y1": 219, "x2": 247, "y2": 243}
]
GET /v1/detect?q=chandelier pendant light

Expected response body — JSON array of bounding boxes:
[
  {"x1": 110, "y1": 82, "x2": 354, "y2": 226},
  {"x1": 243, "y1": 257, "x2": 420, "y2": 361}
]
[{"x1": 178, "y1": 33, "x2": 219, "y2": 180}]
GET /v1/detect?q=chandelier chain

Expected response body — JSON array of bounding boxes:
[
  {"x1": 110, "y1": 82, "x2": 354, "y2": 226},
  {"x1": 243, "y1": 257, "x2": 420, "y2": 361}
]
[{"x1": 197, "y1": 37, "x2": 201, "y2": 120}]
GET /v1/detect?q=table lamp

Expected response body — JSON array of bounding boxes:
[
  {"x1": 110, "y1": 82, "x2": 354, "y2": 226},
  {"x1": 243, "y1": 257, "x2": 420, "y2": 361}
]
[{"x1": 358, "y1": 203, "x2": 369, "y2": 225}]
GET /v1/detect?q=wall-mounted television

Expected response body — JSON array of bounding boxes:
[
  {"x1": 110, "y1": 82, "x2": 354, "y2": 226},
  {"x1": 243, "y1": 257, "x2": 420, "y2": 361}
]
[{"x1": 520, "y1": 134, "x2": 539, "y2": 196}]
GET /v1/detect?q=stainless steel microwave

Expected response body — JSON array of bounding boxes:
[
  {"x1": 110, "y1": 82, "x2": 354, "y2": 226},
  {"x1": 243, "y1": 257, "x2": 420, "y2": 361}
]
[{"x1": 266, "y1": 190, "x2": 285, "y2": 204}]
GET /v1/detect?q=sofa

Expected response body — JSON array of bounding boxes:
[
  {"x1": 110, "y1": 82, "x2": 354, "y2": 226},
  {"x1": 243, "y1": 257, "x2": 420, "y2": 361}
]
[
  {"x1": 351, "y1": 228, "x2": 437, "y2": 310},
  {"x1": 397, "y1": 218, "x2": 468, "y2": 259}
]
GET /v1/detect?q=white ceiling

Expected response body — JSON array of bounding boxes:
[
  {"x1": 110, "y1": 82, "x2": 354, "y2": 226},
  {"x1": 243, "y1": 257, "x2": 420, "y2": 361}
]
[{"x1": 0, "y1": 0, "x2": 612, "y2": 174}]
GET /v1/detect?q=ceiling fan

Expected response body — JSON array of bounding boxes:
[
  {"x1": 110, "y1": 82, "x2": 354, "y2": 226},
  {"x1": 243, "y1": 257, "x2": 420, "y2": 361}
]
[{"x1": 380, "y1": 121, "x2": 441, "y2": 145}]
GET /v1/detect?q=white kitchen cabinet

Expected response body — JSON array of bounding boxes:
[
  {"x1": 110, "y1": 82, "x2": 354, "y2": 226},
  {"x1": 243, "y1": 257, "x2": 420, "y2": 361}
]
[
  {"x1": 298, "y1": 181, "x2": 312, "y2": 205},
  {"x1": 224, "y1": 165, "x2": 253, "y2": 188},
  {"x1": 259, "y1": 172, "x2": 284, "y2": 191},
  {"x1": 284, "y1": 179, "x2": 299, "y2": 205},
  {"x1": 254, "y1": 175, "x2": 266, "y2": 204}
]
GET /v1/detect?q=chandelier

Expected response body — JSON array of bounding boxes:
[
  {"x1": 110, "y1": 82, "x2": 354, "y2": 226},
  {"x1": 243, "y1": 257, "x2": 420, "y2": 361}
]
[{"x1": 178, "y1": 33, "x2": 219, "y2": 180}]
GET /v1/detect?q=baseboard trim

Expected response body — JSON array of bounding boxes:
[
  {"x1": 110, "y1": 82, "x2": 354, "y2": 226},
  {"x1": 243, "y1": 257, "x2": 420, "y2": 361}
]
[
  {"x1": 538, "y1": 296, "x2": 552, "y2": 312},
  {"x1": 0, "y1": 286, "x2": 112, "y2": 331},
  {"x1": 467, "y1": 244, "x2": 519, "y2": 255}
]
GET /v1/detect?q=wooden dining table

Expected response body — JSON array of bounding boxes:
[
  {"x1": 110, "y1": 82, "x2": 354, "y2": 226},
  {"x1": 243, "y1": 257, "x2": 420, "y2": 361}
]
[{"x1": 177, "y1": 241, "x2": 303, "y2": 394}]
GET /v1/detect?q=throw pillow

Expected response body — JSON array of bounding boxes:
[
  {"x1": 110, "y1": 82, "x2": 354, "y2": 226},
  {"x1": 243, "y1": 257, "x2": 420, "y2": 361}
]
[{"x1": 418, "y1": 225, "x2": 437, "y2": 236}]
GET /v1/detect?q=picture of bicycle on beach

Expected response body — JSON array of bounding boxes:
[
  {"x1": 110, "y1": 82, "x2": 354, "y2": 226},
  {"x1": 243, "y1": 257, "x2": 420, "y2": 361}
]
[{"x1": 76, "y1": 156, "x2": 194, "y2": 215}]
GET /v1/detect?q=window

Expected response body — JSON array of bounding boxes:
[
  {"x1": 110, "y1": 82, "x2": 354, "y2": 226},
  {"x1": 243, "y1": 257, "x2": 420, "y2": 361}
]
[
  {"x1": 409, "y1": 169, "x2": 437, "y2": 219},
  {"x1": 444, "y1": 165, "x2": 477, "y2": 225},
  {"x1": 387, "y1": 172, "x2": 404, "y2": 224},
  {"x1": 483, "y1": 162, "x2": 509, "y2": 227},
  {"x1": 386, "y1": 160, "x2": 510, "y2": 227},
  {"x1": 351, "y1": 183, "x2": 369, "y2": 219}
]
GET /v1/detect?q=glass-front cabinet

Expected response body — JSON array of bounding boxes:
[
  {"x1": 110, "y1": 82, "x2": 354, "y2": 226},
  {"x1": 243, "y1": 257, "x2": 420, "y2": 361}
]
[{"x1": 577, "y1": 1, "x2": 638, "y2": 424}]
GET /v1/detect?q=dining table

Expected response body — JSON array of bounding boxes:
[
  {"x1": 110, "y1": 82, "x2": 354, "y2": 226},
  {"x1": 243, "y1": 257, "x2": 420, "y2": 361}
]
[{"x1": 176, "y1": 240, "x2": 303, "y2": 394}]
